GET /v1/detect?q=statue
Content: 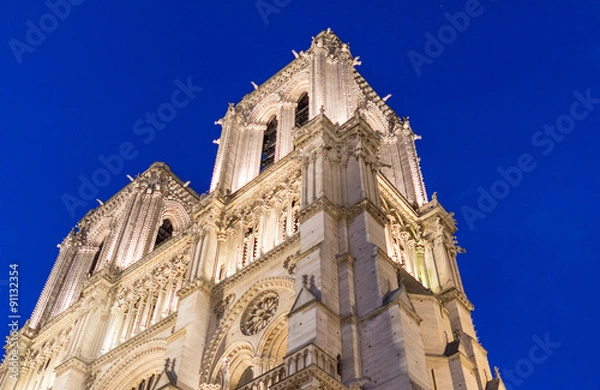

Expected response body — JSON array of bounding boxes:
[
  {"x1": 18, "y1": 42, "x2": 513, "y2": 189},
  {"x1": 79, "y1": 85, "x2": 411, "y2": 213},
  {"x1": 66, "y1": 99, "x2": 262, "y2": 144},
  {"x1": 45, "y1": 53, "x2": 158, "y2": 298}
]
[{"x1": 221, "y1": 357, "x2": 230, "y2": 390}]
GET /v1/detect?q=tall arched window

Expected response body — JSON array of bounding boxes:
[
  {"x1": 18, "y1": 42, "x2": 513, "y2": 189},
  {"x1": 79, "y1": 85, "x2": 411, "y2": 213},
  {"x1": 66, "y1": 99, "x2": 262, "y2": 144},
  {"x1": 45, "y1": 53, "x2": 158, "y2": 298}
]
[
  {"x1": 155, "y1": 219, "x2": 173, "y2": 247},
  {"x1": 88, "y1": 241, "x2": 104, "y2": 276},
  {"x1": 295, "y1": 93, "x2": 309, "y2": 127},
  {"x1": 261, "y1": 116, "x2": 277, "y2": 170}
]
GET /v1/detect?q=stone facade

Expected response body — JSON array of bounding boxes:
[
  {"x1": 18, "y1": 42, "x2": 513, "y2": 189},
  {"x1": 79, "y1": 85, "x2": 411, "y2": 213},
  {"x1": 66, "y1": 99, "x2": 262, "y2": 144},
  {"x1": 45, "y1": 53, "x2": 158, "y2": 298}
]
[{"x1": 0, "y1": 30, "x2": 505, "y2": 390}]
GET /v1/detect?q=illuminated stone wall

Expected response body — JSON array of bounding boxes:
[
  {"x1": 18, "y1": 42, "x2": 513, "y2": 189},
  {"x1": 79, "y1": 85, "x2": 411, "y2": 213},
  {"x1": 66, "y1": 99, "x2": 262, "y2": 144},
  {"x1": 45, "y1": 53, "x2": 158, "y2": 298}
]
[{"x1": 0, "y1": 30, "x2": 504, "y2": 390}]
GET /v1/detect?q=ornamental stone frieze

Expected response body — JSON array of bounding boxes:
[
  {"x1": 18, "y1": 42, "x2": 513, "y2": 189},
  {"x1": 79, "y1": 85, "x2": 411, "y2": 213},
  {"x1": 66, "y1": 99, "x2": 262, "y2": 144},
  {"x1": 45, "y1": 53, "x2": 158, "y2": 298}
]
[{"x1": 114, "y1": 254, "x2": 189, "y2": 308}]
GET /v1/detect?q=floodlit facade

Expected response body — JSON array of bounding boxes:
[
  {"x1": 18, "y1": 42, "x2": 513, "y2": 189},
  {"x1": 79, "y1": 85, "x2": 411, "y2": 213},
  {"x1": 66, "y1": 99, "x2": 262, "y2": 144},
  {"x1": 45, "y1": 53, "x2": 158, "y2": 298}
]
[{"x1": 1, "y1": 30, "x2": 506, "y2": 390}]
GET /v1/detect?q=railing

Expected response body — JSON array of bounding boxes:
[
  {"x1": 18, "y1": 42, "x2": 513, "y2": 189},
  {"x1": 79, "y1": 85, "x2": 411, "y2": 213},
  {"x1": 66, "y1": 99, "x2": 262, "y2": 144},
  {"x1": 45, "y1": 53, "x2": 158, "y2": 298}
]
[
  {"x1": 237, "y1": 365, "x2": 286, "y2": 390},
  {"x1": 236, "y1": 345, "x2": 340, "y2": 390},
  {"x1": 284, "y1": 344, "x2": 339, "y2": 379}
]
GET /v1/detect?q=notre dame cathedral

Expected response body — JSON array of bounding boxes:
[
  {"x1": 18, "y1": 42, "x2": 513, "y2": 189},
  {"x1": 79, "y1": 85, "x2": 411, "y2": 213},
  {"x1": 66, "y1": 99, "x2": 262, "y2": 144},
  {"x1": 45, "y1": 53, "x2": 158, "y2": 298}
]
[{"x1": 0, "y1": 30, "x2": 506, "y2": 390}]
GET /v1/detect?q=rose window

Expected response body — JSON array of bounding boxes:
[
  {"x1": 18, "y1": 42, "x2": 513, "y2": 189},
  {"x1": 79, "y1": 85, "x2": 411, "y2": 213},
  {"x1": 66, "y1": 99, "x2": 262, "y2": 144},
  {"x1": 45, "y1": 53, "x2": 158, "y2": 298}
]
[{"x1": 241, "y1": 291, "x2": 279, "y2": 336}]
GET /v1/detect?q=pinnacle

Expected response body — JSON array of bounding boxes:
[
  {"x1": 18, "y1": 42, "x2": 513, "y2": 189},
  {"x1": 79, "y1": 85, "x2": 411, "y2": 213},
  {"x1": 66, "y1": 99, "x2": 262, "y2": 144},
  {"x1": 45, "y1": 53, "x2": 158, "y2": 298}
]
[{"x1": 309, "y1": 28, "x2": 351, "y2": 57}]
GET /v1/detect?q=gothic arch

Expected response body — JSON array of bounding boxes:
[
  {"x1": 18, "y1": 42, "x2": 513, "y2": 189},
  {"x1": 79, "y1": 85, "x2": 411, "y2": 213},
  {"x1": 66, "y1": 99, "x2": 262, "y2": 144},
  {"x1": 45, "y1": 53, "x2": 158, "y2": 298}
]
[
  {"x1": 257, "y1": 314, "x2": 288, "y2": 370},
  {"x1": 162, "y1": 199, "x2": 191, "y2": 234},
  {"x1": 199, "y1": 277, "x2": 294, "y2": 383},
  {"x1": 250, "y1": 94, "x2": 281, "y2": 125},
  {"x1": 91, "y1": 338, "x2": 165, "y2": 390},
  {"x1": 362, "y1": 101, "x2": 389, "y2": 135},
  {"x1": 248, "y1": 69, "x2": 311, "y2": 125},
  {"x1": 210, "y1": 341, "x2": 255, "y2": 388},
  {"x1": 283, "y1": 71, "x2": 311, "y2": 103}
]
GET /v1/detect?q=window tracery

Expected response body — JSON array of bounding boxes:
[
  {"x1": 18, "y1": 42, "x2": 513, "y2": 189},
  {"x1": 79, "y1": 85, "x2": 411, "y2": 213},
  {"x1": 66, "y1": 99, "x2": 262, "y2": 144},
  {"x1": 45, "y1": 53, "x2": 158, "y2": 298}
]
[
  {"x1": 241, "y1": 291, "x2": 279, "y2": 336},
  {"x1": 261, "y1": 117, "x2": 278, "y2": 170},
  {"x1": 295, "y1": 93, "x2": 309, "y2": 127},
  {"x1": 155, "y1": 219, "x2": 174, "y2": 248}
]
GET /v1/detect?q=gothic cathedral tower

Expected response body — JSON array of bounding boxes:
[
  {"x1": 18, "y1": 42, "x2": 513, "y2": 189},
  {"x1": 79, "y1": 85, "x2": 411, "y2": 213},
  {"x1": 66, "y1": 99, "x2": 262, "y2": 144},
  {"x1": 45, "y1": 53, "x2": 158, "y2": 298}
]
[{"x1": 1, "y1": 30, "x2": 505, "y2": 390}]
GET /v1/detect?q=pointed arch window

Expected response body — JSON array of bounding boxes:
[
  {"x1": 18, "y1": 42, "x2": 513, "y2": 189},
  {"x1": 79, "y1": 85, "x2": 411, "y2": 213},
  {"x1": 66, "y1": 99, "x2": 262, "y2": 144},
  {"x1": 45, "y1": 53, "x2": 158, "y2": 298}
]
[
  {"x1": 261, "y1": 116, "x2": 277, "y2": 170},
  {"x1": 88, "y1": 241, "x2": 104, "y2": 276},
  {"x1": 155, "y1": 219, "x2": 173, "y2": 247},
  {"x1": 295, "y1": 93, "x2": 309, "y2": 127}
]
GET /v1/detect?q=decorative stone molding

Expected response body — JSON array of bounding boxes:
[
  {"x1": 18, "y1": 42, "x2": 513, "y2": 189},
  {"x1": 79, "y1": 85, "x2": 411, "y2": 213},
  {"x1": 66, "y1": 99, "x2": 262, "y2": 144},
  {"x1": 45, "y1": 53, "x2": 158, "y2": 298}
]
[
  {"x1": 214, "y1": 293, "x2": 235, "y2": 321},
  {"x1": 272, "y1": 361, "x2": 347, "y2": 390},
  {"x1": 178, "y1": 277, "x2": 213, "y2": 299},
  {"x1": 439, "y1": 288, "x2": 475, "y2": 312},
  {"x1": 54, "y1": 355, "x2": 90, "y2": 376},
  {"x1": 283, "y1": 254, "x2": 299, "y2": 276},
  {"x1": 240, "y1": 291, "x2": 279, "y2": 336},
  {"x1": 200, "y1": 277, "x2": 294, "y2": 383},
  {"x1": 212, "y1": 234, "x2": 299, "y2": 294},
  {"x1": 297, "y1": 197, "x2": 341, "y2": 223}
]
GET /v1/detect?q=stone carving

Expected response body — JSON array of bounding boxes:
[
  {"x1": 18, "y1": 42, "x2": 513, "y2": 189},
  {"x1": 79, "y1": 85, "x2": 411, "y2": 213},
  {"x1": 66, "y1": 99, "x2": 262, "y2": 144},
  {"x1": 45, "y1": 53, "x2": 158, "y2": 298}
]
[
  {"x1": 240, "y1": 291, "x2": 279, "y2": 336},
  {"x1": 283, "y1": 255, "x2": 297, "y2": 275},
  {"x1": 214, "y1": 294, "x2": 235, "y2": 321}
]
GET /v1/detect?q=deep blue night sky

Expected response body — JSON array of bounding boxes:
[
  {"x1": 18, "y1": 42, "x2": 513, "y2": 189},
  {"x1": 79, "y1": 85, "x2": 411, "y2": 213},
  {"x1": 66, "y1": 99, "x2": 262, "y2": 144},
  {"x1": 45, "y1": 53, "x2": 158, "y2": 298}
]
[{"x1": 1, "y1": 0, "x2": 599, "y2": 388}]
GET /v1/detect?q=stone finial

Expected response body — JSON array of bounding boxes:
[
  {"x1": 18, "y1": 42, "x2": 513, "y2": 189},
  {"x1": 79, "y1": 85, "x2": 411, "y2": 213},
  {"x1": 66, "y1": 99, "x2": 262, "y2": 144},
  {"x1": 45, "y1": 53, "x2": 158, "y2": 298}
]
[{"x1": 494, "y1": 366, "x2": 502, "y2": 379}]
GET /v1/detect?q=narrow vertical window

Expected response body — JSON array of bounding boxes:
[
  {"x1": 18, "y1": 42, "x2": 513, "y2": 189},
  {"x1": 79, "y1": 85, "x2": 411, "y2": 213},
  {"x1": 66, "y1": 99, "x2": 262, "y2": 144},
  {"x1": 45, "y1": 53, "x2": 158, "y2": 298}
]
[
  {"x1": 261, "y1": 116, "x2": 277, "y2": 170},
  {"x1": 89, "y1": 241, "x2": 104, "y2": 276},
  {"x1": 155, "y1": 219, "x2": 173, "y2": 247},
  {"x1": 295, "y1": 93, "x2": 309, "y2": 127}
]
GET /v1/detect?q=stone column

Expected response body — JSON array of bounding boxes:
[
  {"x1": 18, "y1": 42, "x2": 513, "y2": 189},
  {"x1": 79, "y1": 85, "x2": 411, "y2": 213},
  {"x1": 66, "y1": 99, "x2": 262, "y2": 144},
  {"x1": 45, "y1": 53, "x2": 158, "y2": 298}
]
[{"x1": 277, "y1": 101, "x2": 297, "y2": 159}]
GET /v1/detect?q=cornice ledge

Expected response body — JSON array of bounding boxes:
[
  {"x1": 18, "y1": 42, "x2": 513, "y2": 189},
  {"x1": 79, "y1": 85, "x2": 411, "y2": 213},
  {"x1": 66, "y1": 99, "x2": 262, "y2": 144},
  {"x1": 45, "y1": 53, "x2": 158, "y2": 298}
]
[
  {"x1": 439, "y1": 288, "x2": 475, "y2": 311},
  {"x1": 335, "y1": 252, "x2": 355, "y2": 266},
  {"x1": 179, "y1": 278, "x2": 213, "y2": 299},
  {"x1": 357, "y1": 293, "x2": 422, "y2": 325},
  {"x1": 377, "y1": 173, "x2": 420, "y2": 221},
  {"x1": 91, "y1": 313, "x2": 176, "y2": 368},
  {"x1": 272, "y1": 365, "x2": 348, "y2": 390},
  {"x1": 417, "y1": 199, "x2": 458, "y2": 233},
  {"x1": 118, "y1": 234, "x2": 191, "y2": 283},
  {"x1": 212, "y1": 234, "x2": 300, "y2": 296},
  {"x1": 298, "y1": 197, "x2": 340, "y2": 223},
  {"x1": 239, "y1": 56, "x2": 310, "y2": 109},
  {"x1": 54, "y1": 355, "x2": 90, "y2": 376},
  {"x1": 344, "y1": 198, "x2": 388, "y2": 227},
  {"x1": 31, "y1": 299, "x2": 84, "y2": 343}
]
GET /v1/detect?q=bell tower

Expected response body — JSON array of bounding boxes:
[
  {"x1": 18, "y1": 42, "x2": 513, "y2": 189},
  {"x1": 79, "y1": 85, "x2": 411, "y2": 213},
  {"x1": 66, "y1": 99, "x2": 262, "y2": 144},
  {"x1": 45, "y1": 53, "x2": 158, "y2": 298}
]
[
  {"x1": 202, "y1": 29, "x2": 505, "y2": 390},
  {"x1": 1, "y1": 30, "x2": 505, "y2": 390}
]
